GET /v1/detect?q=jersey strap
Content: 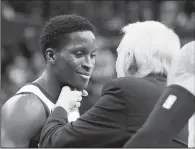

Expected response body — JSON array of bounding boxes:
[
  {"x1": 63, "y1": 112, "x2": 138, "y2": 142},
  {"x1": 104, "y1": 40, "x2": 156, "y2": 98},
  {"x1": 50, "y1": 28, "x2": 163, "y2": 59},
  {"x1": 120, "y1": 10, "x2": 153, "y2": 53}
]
[
  {"x1": 16, "y1": 84, "x2": 80, "y2": 122},
  {"x1": 16, "y1": 84, "x2": 54, "y2": 113}
]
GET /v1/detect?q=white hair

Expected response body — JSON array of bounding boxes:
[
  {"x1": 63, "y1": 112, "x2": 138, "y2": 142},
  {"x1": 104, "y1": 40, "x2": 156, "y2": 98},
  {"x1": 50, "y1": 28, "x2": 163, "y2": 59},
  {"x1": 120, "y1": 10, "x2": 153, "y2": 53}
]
[{"x1": 116, "y1": 21, "x2": 181, "y2": 78}]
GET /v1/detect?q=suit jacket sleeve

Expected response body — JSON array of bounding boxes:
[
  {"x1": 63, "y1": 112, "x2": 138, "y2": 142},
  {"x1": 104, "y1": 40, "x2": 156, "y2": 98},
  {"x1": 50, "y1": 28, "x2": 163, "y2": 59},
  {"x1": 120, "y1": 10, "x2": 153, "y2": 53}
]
[
  {"x1": 123, "y1": 84, "x2": 195, "y2": 147},
  {"x1": 39, "y1": 80, "x2": 129, "y2": 148}
]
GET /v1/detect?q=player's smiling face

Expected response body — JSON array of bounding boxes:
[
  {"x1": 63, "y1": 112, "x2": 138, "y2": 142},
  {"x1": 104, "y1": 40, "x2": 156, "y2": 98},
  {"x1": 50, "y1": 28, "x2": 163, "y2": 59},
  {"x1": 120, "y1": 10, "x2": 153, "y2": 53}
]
[{"x1": 54, "y1": 30, "x2": 96, "y2": 90}]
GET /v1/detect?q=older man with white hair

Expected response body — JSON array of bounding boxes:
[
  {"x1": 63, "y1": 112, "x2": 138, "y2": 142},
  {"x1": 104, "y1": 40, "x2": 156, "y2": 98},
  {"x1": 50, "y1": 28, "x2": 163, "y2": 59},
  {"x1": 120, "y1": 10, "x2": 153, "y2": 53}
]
[
  {"x1": 116, "y1": 21, "x2": 180, "y2": 78},
  {"x1": 124, "y1": 41, "x2": 195, "y2": 148},
  {"x1": 39, "y1": 21, "x2": 186, "y2": 148}
]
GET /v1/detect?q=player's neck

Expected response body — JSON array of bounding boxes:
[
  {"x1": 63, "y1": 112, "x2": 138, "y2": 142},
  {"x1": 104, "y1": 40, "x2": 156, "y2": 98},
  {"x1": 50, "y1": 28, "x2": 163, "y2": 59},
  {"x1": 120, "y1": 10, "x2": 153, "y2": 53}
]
[{"x1": 33, "y1": 70, "x2": 61, "y2": 104}]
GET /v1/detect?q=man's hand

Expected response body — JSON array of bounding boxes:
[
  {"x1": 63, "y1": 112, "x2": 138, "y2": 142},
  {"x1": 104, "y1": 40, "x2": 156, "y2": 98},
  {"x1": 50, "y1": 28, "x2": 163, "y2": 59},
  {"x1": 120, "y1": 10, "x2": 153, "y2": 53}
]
[
  {"x1": 70, "y1": 89, "x2": 88, "y2": 112},
  {"x1": 167, "y1": 41, "x2": 195, "y2": 96},
  {"x1": 54, "y1": 86, "x2": 88, "y2": 113}
]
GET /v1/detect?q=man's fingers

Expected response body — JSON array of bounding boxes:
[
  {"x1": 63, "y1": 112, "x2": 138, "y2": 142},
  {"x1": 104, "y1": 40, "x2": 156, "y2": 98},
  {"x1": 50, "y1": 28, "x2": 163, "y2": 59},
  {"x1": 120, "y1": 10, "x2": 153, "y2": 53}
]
[
  {"x1": 61, "y1": 86, "x2": 71, "y2": 92},
  {"x1": 74, "y1": 102, "x2": 81, "y2": 108},
  {"x1": 77, "y1": 96, "x2": 82, "y2": 102},
  {"x1": 72, "y1": 90, "x2": 82, "y2": 97},
  {"x1": 73, "y1": 89, "x2": 88, "y2": 96},
  {"x1": 61, "y1": 87, "x2": 88, "y2": 97},
  {"x1": 82, "y1": 90, "x2": 88, "y2": 96}
]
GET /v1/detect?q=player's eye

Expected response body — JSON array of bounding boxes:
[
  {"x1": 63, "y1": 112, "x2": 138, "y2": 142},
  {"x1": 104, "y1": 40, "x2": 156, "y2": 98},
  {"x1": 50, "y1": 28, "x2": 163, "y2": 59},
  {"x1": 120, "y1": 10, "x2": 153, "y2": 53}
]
[
  {"x1": 74, "y1": 51, "x2": 84, "y2": 58},
  {"x1": 90, "y1": 52, "x2": 96, "y2": 58}
]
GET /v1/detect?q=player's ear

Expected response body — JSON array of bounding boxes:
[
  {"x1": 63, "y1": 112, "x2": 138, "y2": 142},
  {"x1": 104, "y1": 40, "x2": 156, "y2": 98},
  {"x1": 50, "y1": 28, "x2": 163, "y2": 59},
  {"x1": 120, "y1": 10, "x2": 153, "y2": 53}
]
[{"x1": 45, "y1": 48, "x2": 57, "y2": 63}]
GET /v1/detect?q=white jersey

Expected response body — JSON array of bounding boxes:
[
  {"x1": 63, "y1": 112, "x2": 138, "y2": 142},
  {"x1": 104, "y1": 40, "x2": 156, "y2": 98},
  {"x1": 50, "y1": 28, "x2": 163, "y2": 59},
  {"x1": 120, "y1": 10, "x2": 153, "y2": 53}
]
[
  {"x1": 188, "y1": 113, "x2": 195, "y2": 147},
  {"x1": 16, "y1": 84, "x2": 80, "y2": 122}
]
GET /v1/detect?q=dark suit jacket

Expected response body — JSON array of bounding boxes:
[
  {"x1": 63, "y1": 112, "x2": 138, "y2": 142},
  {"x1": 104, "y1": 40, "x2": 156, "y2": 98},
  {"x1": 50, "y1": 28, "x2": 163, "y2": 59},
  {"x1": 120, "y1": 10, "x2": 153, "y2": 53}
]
[{"x1": 39, "y1": 74, "x2": 187, "y2": 147}]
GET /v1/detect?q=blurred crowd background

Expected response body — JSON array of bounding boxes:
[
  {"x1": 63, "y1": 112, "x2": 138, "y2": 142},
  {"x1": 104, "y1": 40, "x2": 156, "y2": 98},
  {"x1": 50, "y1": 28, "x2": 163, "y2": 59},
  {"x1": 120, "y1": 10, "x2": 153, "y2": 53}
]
[{"x1": 1, "y1": 0, "x2": 195, "y2": 113}]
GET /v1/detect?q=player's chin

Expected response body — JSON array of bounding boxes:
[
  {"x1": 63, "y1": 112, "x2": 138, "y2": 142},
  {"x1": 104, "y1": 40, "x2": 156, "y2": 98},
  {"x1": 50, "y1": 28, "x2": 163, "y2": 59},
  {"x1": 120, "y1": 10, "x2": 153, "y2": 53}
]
[
  {"x1": 78, "y1": 80, "x2": 89, "y2": 90},
  {"x1": 74, "y1": 79, "x2": 89, "y2": 91}
]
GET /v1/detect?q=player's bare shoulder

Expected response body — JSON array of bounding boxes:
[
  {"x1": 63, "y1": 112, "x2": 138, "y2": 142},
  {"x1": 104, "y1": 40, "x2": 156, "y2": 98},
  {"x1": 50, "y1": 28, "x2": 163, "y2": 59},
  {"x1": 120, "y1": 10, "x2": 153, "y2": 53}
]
[
  {"x1": 2, "y1": 93, "x2": 47, "y2": 127},
  {"x1": 1, "y1": 93, "x2": 47, "y2": 147}
]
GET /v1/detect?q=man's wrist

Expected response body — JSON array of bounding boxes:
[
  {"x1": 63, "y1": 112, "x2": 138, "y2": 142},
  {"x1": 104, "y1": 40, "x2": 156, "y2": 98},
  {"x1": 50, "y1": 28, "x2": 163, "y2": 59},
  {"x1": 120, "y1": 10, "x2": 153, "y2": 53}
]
[
  {"x1": 51, "y1": 106, "x2": 69, "y2": 122},
  {"x1": 54, "y1": 103, "x2": 70, "y2": 113}
]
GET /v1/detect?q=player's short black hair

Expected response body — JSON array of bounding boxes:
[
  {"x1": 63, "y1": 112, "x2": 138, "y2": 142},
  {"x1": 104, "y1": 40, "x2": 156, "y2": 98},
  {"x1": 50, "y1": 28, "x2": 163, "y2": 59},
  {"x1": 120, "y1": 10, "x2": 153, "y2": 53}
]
[{"x1": 40, "y1": 14, "x2": 95, "y2": 59}]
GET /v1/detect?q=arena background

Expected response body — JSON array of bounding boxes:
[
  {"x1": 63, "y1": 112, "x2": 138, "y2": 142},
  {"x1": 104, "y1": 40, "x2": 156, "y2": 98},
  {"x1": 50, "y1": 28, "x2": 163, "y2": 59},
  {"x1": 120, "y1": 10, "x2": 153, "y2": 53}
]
[{"x1": 1, "y1": 0, "x2": 195, "y2": 114}]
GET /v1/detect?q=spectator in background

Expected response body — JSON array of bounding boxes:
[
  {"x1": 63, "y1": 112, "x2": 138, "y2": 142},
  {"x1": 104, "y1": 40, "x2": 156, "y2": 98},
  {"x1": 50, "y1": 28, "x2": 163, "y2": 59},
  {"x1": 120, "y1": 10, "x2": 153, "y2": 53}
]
[
  {"x1": 7, "y1": 55, "x2": 30, "y2": 88},
  {"x1": 1, "y1": 14, "x2": 97, "y2": 147},
  {"x1": 39, "y1": 21, "x2": 186, "y2": 148},
  {"x1": 124, "y1": 41, "x2": 195, "y2": 148}
]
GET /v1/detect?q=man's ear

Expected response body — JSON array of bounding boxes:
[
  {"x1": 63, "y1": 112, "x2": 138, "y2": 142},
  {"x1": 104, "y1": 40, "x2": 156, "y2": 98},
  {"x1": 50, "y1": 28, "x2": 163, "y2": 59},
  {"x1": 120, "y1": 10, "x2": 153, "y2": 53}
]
[
  {"x1": 45, "y1": 48, "x2": 57, "y2": 63},
  {"x1": 127, "y1": 52, "x2": 139, "y2": 76}
]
